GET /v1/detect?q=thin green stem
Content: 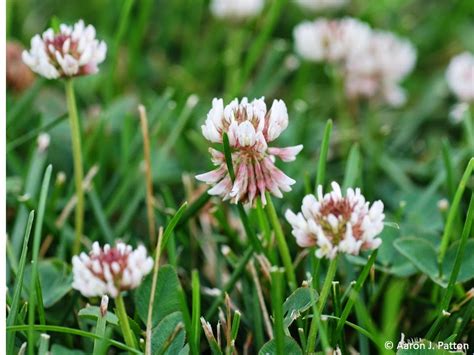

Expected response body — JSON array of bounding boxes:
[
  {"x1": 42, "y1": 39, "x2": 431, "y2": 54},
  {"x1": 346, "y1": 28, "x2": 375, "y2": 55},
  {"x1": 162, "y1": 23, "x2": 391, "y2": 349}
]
[
  {"x1": 191, "y1": 270, "x2": 201, "y2": 355},
  {"x1": 7, "y1": 325, "x2": 141, "y2": 354},
  {"x1": 105, "y1": 0, "x2": 135, "y2": 100},
  {"x1": 6, "y1": 211, "x2": 35, "y2": 355},
  {"x1": 232, "y1": 0, "x2": 285, "y2": 97},
  {"x1": 28, "y1": 165, "x2": 52, "y2": 355},
  {"x1": 65, "y1": 80, "x2": 84, "y2": 255},
  {"x1": 463, "y1": 105, "x2": 474, "y2": 156},
  {"x1": 438, "y1": 158, "x2": 474, "y2": 264},
  {"x1": 265, "y1": 192, "x2": 297, "y2": 291},
  {"x1": 271, "y1": 268, "x2": 285, "y2": 355},
  {"x1": 307, "y1": 256, "x2": 338, "y2": 352},
  {"x1": 115, "y1": 294, "x2": 138, "y2": 352},
  {"x1": 146, "y1": 228, "x2": 164, "y2": 355}
]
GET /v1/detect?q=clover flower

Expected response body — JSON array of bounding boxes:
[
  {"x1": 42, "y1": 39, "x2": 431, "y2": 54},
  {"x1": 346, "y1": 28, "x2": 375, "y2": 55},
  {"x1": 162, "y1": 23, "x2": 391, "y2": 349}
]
[
  {"x1": 196, "y1": 97, "x2": 303, "y2": 206},
  {"x1": 446, "y1": 52, "x2": 474, "y2": 103},
  {"x1": 210, "y1": 0, "x2": 264, "y2": 21},
  {"x1": 344, "y1": 30, "x2": 416, "y2": 107},
  {"x1": 295, "y1": 0, "x2": 348, "y2": 12},
  {"x1": 445, "y1": 52, "x2": 474, "y2": 121},
  {"x1": 72, "y1": 242, "x2": 153, "y2": 298},
  {"x1": 293, "y1": 17, "x2": 371, "y2": 63},
  {"x1": 293, "y1": 18, "x2": 416, "y2": 107},
  {"x1": 22, "y1": 20, "x2": 106, "y2": 79},
  {"x1": 285, "y1": 182, "x2": 384, "y2": 259}
]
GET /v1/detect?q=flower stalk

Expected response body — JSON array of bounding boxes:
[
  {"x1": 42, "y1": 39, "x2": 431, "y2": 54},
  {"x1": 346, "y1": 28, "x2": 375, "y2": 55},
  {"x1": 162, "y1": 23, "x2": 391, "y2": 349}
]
[
  {"x1": 115, "y1": 293, "x2": 138, "y2": 351},
  {"x1": 306, "y1": 256, "x2": 338, "y2": 352},
  {"x1": 65, "y1": 79, "x2": 84, "y2": 255},
  {"x1": 265, "y1": 192, "x2": 297, "y2": 291}
]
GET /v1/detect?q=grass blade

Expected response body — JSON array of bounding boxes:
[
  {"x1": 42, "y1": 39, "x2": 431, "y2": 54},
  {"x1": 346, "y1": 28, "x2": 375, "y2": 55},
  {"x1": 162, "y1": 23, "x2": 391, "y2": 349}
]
[
  {"x1": 191, "y1": 270, "x2": 201, "y2": 355},
  {"x1": 427, "y1": 193, "x2": 474, "y2": 339},
  {"x1": 342, "y1": 143, "x2": 360, "y2": 190},
  {"x1": 7, "y1": 325, "x2": 142, "y2": 354},
  {"x1": 270, "y1": 267, "x2": 285, "y2": 355},
  {"x1": 28, "y1": 164, "x2": 52, "y2": 355},
  {"x1": 160, "y1": 202, "x2": 188, "y2": 252},
  {"x1": 336, "y1": 251, "x2": 378, "y2": 334},
  {"x1": 7, "y1": 113, "x2": 67, "y2": 152},
  {"x1": 438, "y1": 158, "x2": 474, "y2": 264},
  {"x1": 6, "y1": 211, "x2": 35, "y2": 354},
  {"x1": 315, "y1": 119, "x2": 333, "y2": 191},
  {"x1": 265, "y1": 192, "x2": 297, "y2": 291}
]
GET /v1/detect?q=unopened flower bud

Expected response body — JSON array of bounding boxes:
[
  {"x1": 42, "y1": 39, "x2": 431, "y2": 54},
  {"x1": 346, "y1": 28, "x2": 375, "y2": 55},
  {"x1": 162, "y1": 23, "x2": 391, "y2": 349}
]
[{"x1": 100, "y1": 295, "x2": 109, "y2": 317}]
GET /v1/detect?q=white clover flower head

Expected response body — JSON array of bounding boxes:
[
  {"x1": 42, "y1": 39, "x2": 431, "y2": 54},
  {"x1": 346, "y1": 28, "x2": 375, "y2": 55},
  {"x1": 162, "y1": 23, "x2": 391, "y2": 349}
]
[
  {"x1": 295, "y1": 0, "x2": 348, "y2": 12},
  {"x1": 22, "y1": 20, "x2": 107, "y2": 79},
  {"x1": 344, "y1": 30, "x2": 416, "y2": 107},
  {"x1": 293, "y1": 17, "x2": 371, "y2": 63},
  {"x1": 210, "y1": 0, "x2": 264, "y2": 21},
  {"x1": 72, "y1": 242, "x2": 153, "y2": 298},
  {"x1": 285, "y1": 182, "x2": 385, "y2": 259},
  {"x1": 446, "y1": 52, "x2": 474, "y2": 103},
  {"x1": 293, "y1": 17, "x2": 416, "y2": 107},
  {"x1": 196, "y1": 97, "x2": 303, "y2": 206}
]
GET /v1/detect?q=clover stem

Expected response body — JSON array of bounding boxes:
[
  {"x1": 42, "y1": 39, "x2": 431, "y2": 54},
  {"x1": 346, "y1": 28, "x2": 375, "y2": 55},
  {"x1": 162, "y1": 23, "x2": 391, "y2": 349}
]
[
  {"x1": 115, "y1": 293, "x2": 138, "y2": 352},
  {"x1": 65, "y1": 79, "x2": 84, "y2": 255}
]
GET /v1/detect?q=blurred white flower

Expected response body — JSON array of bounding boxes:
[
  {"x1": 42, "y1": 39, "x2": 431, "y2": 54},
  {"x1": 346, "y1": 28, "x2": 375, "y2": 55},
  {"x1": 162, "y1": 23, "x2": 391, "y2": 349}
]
[
  {"x1": 446, "y1": 52, "x2": 474, "y2": 119},
  {"x1": 196, "y1": 97, "x2": 303, "y2": 206},
  {"x1": 293, "y1": 17, "x2": 416, "y2": 107},
  {"x1": 344, "y1": 30, "x2": 416, "y2": 106},
  {"x1": 72, "y1": 242, "x2": 153, "y2": 298},
  {"x1": 295, "y1": 0, "x2": 348, "y2": 12},
  {"x1": 22, "y1": 20, "x2": 106, "y2": 79},
  {"x1": 293, "y1": 17, "x2": 371, "y2": 63},
  {"x1": 210, "y1": 0, "x2": 264, "y2": 21},
  {"x1": 285, "y1": 182, "x2": 384, "y2": 259}
]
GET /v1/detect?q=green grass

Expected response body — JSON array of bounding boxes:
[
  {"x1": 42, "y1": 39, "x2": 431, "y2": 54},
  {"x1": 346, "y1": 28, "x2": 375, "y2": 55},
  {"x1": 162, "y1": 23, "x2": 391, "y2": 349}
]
[{"x1": 6, "y1": 0, "x2": 474, "y2": 353}]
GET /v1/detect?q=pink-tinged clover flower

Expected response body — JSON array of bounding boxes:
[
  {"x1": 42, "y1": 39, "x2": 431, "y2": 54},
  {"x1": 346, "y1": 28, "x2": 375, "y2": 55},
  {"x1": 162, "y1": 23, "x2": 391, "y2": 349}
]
[
  {"x1": 196, "y1": 97, "x2": 303, "y2": 206},
  {"x1": 344, "y1": 30, "x2": 416, "y2": 107},
  {"x1": 293, "y1": 17, "x2": 372, "y2": 64},
  {"x1": 72, "y1": 242, "x2": 153, "y2": 298},
  {"x1": 293, "y1": 17, "x2": 416, "y2": 107},
  {"x1": 22, "y1": 20, "x2": 106, "y2": 79},
  {"x1": 285, "y1": 182, "x2": 384, "y2": 259}
]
